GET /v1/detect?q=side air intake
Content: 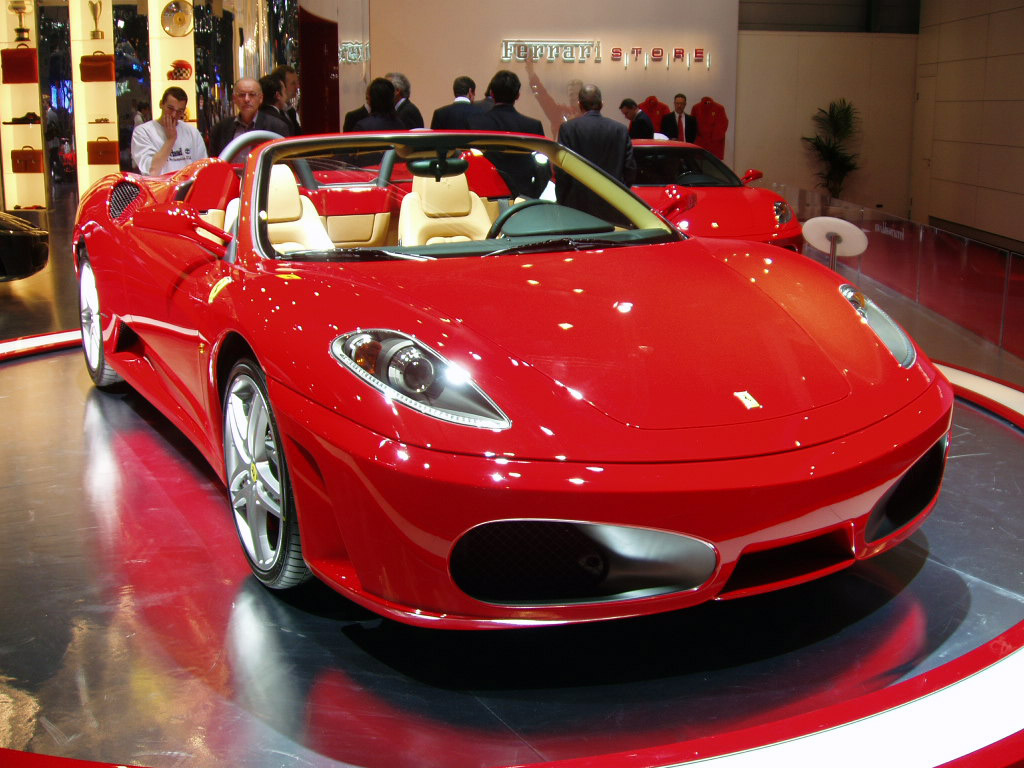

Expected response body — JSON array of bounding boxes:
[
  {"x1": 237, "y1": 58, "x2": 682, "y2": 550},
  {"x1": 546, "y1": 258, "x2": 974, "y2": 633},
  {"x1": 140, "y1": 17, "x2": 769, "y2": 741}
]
[{"x1": 109, "y1": 182, "x2": 142, "y2": 221}]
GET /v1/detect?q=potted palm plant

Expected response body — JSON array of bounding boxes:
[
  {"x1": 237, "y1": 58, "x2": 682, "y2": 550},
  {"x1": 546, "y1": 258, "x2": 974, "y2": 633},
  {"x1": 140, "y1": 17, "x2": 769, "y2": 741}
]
[{"x1": 802, "y1": 99, "x2": 860, "y2": 200}]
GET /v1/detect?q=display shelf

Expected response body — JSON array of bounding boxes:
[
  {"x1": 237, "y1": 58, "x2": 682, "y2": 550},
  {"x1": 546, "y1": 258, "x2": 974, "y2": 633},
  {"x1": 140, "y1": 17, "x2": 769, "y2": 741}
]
[
  {"x1": 0, "y1": 3, "x2": 48, "y2": 211},
  {"x1": 147, "y1": 0, "x2": 196, "y2": 122},
  {"x1": 68, "y1": 0, "x2": 118, "y2": 195}
]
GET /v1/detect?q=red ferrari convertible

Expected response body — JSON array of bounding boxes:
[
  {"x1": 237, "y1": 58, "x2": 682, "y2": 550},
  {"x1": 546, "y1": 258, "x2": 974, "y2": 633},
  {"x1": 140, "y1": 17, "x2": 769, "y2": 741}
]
[
  {"x1": 631, "y1": 139, "x2": 804, "y2": 251},
  {"x1": 73, "y1": 131, "x2": 951, "y2": 629}
]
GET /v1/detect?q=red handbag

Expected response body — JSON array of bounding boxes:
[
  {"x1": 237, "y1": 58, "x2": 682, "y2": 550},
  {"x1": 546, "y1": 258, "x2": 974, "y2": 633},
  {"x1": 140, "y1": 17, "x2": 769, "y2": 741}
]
[
  {"x1": 1, "y1": 44, "x2": 38, "y2": 84},
  {"x1": 79, "y1": 51, "x2": 115, "y2": 82},
  {"x1": 11, "y1": 146, "x2": 43, "y2": 173},
  {"x1": 87, "y1": 138, "x2": 118, "y2": 165}
]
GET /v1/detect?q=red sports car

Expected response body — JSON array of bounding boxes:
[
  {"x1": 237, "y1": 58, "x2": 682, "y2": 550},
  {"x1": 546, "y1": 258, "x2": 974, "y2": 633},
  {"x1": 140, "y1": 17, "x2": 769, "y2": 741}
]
[
  {"x1": 631, "y1": 139, "x2": 804, "y2": 251},
  {"x1": 73, "y1": 131, "x2": 951, "y2": 629}
]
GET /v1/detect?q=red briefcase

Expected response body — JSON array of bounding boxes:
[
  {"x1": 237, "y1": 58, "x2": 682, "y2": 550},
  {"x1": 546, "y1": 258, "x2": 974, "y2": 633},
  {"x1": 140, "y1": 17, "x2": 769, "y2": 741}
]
[
  {"x1": 86, "y1": 137, "x2": 118, "y2": 165},
  {"x1": 79, "y1": 51, "x2": 115, "y2": 82},
  {"x1": 11, "y1": 146, "x2": 43, "y2": 173},
  {"x1": 1, "y1": 44, "x2": 38, "y2": 84}
]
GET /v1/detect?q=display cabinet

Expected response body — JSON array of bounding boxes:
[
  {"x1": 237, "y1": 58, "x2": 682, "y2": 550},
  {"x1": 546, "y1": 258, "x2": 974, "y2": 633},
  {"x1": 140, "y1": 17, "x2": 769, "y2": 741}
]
[
  {"x1": 147, "y1": 0, "x2": 196, "y2": 130},
  {"x1": 0, "y1": 0, "x2": 46, "y2": 211},
  {"x1": 69, "y1": 0, "x2": 118, "y2": 197}
]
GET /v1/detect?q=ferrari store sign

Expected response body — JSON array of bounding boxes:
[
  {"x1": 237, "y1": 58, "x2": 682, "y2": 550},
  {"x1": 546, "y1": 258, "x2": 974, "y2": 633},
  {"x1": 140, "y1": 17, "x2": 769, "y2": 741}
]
[{"x1": 501, "y1": 40, "x2": 710, "y2": 69}]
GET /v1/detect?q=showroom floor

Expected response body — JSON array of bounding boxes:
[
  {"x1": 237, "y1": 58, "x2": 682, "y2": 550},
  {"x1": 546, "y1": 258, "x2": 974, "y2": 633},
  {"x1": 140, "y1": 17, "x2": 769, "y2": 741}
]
[{"x1": 1, "y1": 186, "x2": 1023, "y2": 767}]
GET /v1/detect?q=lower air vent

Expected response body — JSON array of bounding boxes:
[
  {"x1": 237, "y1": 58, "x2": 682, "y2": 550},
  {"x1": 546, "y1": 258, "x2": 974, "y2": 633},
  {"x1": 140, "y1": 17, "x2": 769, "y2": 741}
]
[
  {"x1": 866, "y1": 434, "x2": 949, "y2": 542},
  {"x1": 450, "y1": 520, "x2": 717, "y2": 606},
  {"x1": 109, "y1": 181, "x2": 142, "y2": 221}
]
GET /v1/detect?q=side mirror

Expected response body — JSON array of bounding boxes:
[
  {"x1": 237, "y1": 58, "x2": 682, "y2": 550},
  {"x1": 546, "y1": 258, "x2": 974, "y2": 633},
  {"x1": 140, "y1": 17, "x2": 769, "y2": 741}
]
[
  {"x1": 653, "y1": 184, "x2": 699, "y2": 218},
  {"x1": 741, "y1": 169, "x2": 763, "y2": 185}
]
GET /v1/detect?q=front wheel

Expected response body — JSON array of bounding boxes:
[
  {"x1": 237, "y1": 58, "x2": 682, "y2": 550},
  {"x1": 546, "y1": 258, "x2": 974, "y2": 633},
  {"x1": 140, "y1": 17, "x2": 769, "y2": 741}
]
[
  {"x1": 78, "y1": 254, "x2": 124, "y2": 389},
  {"x1": 223, "y1": 359, "x2": 311, "y2": 589}
]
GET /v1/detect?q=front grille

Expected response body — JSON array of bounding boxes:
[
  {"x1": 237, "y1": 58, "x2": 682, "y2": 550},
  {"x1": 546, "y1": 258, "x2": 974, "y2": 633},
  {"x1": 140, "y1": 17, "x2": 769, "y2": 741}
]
[
  {"x1": 109, "y1": 182, "x2": 142, "y2": 221},
  {"x1": 720, "y1": 527, "x2": 855, "y2": 597}
]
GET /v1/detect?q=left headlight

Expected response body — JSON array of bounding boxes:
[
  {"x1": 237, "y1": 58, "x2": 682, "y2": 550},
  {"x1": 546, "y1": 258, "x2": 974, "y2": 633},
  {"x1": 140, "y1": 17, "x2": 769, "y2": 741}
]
[
  {"x1": 331, "y1": 330, "x2": 512, "y2": 430},
  {"x1": 773, "y1": 200, "x2": 794, "y2": 225},
  {"x1": 840, "y1": 284, "x2": 917, "y2": 369}
]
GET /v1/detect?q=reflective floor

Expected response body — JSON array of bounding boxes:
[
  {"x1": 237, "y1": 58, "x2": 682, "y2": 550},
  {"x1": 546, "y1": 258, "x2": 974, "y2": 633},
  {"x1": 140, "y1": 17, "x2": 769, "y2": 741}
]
[{"x1": 0, "y1": 350, "x2": 1023, "y2": 767}]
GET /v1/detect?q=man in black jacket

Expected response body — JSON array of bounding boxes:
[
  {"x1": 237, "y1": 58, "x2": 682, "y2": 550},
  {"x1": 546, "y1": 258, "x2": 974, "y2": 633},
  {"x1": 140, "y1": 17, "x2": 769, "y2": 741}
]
[
  {"x1": 208, "y1": 77, "x2": 290, "y2": 158},
  {"x1": 468, "y1": 70, "x2": 546, "y2": 197},
  {"x1": 386, "y1": 72, "x2": 424, "y2": 129},
  {"x1": 660, "y1": 93, "x2": 697, "y2": 142},
  {"x1": 557, "y1": 84, "x2": 636, "y2": 223},
  {"x1": 430, "y1": 75, "x2": 479, "y2": 129},
  {"x1": 618, "y1": 98, "x2": 654, "y2": 139}
]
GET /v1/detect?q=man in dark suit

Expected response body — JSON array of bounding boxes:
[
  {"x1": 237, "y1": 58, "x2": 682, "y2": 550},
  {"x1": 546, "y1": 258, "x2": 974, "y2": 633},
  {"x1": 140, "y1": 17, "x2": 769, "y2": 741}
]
[
  {"x1": 270, "y1": 64, "x2": 302, "y2": 135},
  {"x1": 386, "y1": 72, "x2": 424, "y2": 129},
  {"x1": 660, "y1": 93, "x2": 697, "y2": 143},
  {"x1": 468, "y1": 70, "x2": 547, "y2": 197},
  {"x1": 618, "y1": 98, "x2": 654, "y2": 139},
  {"x1": 208, "y1": 77, "x2": 290, "y2": 157},
  {"x1": 343, "y1": 104, "x2": 368, "y2": 132},
  {"x1": 557, "y1": 84, "x2": 636, "y2": 223},
  {"x1": 351, "y1": 78, "x2": 404, "y2": 131},
  {"x1": 258, "y1": 74, "x2": 293, "y2": 136},
  {"x1": 430, "y1": 75, "x2": 479, "y2": 129},
  {"x1": 468, "y1": 70, "x2": 544, "y2": 136}
]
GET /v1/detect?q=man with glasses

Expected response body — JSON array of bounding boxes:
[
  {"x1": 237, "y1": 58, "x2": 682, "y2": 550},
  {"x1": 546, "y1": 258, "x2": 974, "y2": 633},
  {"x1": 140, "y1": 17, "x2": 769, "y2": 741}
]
[
  {"x1": 131, "y1": 86, "x2": 207, "y2": 174},
  {"x1": 208, "y1": 77, "x2": 290, "y2": 158}
]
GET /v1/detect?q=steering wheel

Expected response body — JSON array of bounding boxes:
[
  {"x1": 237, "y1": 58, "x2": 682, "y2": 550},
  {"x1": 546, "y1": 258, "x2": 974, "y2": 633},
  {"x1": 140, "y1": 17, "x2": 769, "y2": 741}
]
[
  {"x1": 218, "y1": 130, "x2": 283, "y2": 162},
  {"x1": 486, "y1": 199, "x2": 551, "y2": 239}
]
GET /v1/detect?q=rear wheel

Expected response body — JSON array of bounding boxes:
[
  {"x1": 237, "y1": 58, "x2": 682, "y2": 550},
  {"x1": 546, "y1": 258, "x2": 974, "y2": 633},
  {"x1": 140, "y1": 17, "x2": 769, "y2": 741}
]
[
  {"x1": 77, "y1": 255, "x2": 124, "y2": 389},
  {"x1": 223, "y1": 359, "x2": 311, "y2": 589}
]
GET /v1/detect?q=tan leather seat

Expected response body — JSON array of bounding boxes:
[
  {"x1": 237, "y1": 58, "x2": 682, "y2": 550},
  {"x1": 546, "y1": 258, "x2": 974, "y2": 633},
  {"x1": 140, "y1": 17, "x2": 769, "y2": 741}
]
[
  {"x1": 266, "y1": 164, "x2": 334, "y2": 253},
  {"x1": 398, "y1": 173, "x2": 491, "y2": 246}
]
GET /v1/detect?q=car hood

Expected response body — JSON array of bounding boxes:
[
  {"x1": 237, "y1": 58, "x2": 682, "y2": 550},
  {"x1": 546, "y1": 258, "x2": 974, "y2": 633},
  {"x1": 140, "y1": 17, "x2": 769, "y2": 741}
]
[
  {"x1": 403, "y1": 243, "x2": 850, "y2": 430},
  {"x1": 634, "y1": 185, "x2": 796, "y2": 241},
  {"x1": 258, "y1": 239, "x2": 938, "y2": 461}
]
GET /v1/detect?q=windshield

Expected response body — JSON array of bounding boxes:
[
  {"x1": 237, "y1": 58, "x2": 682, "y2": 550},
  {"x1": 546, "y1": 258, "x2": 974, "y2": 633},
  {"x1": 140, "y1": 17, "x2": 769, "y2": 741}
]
[
  {"x1": 634, "y1": 146, "x2": 742, "y2": 188},
  {"x1": 247, "y1": 134, "x2": 679, "y2": 262}
]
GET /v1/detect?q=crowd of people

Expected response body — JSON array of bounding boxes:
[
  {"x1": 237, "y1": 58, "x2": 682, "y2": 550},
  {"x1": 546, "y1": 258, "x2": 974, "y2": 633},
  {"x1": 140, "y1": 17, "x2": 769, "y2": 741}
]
[{"x1": 129, "y1": 65, "x2": 729, "y2": 178}]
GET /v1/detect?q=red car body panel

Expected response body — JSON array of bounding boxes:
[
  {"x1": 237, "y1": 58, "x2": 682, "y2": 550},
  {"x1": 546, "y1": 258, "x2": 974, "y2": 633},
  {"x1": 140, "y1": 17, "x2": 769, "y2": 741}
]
[{"x1": 72, "y1": 133, "x2": 951, "y2": 629}]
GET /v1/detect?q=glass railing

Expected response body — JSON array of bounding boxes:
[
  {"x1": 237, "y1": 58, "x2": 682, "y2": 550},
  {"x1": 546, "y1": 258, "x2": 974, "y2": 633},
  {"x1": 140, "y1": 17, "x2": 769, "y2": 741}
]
[{"x1": 771, "y1": 183, "x2": 1024, "y2": 362}]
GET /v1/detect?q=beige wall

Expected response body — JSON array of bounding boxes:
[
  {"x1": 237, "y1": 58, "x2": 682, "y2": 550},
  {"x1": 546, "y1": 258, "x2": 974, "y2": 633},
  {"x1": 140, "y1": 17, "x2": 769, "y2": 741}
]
[
  {"x1": 368, "y1": 0, "x2": 739, "y2": 159},
  {"x1": 913, "y1": 0, "x2": 1024, "y2": 243},
  {"x1": 736, "y1": 31, "x2": 918, "y2": 216}
]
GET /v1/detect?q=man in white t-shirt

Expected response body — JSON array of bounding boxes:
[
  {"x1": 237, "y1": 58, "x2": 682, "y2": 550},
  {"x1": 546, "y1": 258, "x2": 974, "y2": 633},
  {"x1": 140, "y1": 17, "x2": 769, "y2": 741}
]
[{"x1": 131, "y1": 87, "x2": 207, "y2": 175}]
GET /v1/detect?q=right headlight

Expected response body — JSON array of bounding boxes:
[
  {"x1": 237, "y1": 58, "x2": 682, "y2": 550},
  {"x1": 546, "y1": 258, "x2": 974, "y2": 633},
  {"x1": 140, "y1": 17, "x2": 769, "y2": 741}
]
[
  {"x1": 331, "y1": 330, "x2": 512, "y2": 430},
  {"x1": 840, "y1": 284, "x2": 917, "y2": 369},
  {"x1": 773, "y1": 200, "x2": 794, "y2": 225}
]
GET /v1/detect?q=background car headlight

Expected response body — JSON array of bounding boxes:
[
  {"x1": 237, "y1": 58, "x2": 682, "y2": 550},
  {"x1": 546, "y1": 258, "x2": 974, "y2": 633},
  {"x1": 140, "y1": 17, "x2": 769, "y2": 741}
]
[
  {"x1": 840, "y1": 284, "x2": 917, "y2": 368},
  {"x1": 773, "y1": 200, "x2": 794, "y2": 225},
  {"x1": 332, "y1": 330, "x2": 512, "y2": 430}
]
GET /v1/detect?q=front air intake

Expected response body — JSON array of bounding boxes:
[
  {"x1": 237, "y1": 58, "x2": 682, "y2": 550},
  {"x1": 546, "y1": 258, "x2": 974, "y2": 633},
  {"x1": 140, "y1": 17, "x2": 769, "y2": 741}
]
[
  {"x1": 109, "y1": 181, "x2": 142, "y2": 221},
  {"x1": 450, "y1": 520, "x2": 717, "y2": 606},
  {"x1": 866, "y1": 434, "x2": 949, "y2": 542}
]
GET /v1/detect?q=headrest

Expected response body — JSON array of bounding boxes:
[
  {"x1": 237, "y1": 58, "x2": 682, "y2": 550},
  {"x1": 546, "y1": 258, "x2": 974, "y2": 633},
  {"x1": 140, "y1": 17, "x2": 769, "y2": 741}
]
[
  {"x1": 267, "y1": 164, "x2": 302, "y2": 223},
  {"x1": 413, "y1": 174, "x2": 472, "y2": 218}
]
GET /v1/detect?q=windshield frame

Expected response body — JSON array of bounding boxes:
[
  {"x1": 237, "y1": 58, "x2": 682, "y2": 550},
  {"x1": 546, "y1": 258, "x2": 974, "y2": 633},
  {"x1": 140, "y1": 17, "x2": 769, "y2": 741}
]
[{"x1": 247, "y1": 132, "x2": 680, "y2": 262}]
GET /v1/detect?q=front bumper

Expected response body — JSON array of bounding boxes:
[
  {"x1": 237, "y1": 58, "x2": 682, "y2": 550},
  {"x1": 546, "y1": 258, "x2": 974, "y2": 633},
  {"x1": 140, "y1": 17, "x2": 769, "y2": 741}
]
[{"x1": 270, "y1": 375, "x2": 953, "y2": 629}]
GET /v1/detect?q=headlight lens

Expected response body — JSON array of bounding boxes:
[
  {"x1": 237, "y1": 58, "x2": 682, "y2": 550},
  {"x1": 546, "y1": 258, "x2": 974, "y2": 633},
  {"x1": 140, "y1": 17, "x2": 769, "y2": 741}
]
[
  {"x1": 840, "y1": 285, "x2": 917, "y2": 368},
  {"x1": 331, "y1": 330, "x2": 512, "y2": 430},
  {"x1": 773, "y1": 200, "x2": 794, "y2": 225}
]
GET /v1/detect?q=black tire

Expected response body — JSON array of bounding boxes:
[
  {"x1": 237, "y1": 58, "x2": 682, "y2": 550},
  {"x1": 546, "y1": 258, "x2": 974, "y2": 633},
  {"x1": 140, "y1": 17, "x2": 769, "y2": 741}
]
[
  {"x1": 222, "y1": 359, "x2": 311, "y2": 589},
  {"x1": 77, "y1": 254, "x2": 124, "y2": 389}
]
